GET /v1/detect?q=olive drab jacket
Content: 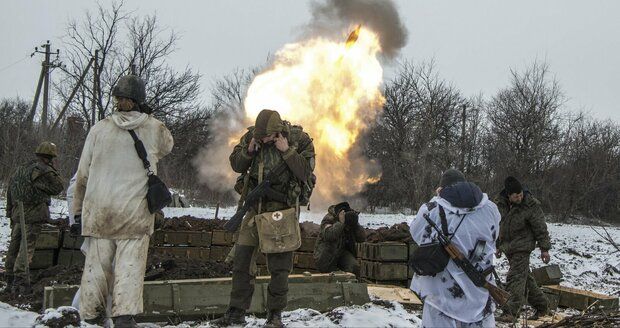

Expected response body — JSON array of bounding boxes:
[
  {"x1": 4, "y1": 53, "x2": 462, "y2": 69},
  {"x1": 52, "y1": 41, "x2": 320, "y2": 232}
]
[
  {"x1": 230, "y1": 124, "x2": 315, "y2": 212},
  {"x1": 313, "y1": 205, "x2": 366, "y2": 271},
  {"x1": 6, "y1": 160, "x2": 64, "y2": 224},
  {"x1": 495, "y1": 190, "x2": 551, "y2": 255}
]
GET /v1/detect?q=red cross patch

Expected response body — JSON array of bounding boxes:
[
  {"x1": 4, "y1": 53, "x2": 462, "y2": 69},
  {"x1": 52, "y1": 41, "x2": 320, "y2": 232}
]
[{"x1": 272, "y1": 211, "x2": 283, "y2": 221}]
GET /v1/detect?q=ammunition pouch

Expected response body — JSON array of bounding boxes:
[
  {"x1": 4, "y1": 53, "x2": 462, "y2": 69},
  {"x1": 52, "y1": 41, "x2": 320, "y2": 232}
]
[
  {"x1": 409, "y1": 242, "x2": 450, "y2": 276},
  {"x1": 254, "y1": 208, "x2": 301, "y2": 254}
]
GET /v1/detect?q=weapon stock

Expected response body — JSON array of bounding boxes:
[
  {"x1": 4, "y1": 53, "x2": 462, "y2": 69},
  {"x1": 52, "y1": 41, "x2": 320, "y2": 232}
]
[{"x1": 422, "y1": 213, "x2": 510, "y2": 306}]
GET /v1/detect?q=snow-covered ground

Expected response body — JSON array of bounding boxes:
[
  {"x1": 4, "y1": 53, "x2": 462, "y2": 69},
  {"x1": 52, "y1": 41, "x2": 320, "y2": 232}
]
[{"x1": 1, "y1": 198, "x2": 619, "y2": 327}]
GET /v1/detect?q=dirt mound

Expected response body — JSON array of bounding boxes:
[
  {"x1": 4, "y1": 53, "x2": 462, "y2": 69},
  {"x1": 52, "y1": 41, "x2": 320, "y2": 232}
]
[
  {"x1": 35, "y1": 306, "x2": 81, "y2": 328},
  {"x1": 0, "y1": 264, "x2": 83, "y2": 311},
  {"x1": 145, "y1": 253, "x2": 232, "y2": 281},
  {"x1": 300, "y1": 222, "x2": 320, "y2": 237},
  {"x1": 162, "y1": 216, "x2": 229, "y2": 231},
  {"x1": 365, "y1": 222, "x2": 413, "y2": 243}
]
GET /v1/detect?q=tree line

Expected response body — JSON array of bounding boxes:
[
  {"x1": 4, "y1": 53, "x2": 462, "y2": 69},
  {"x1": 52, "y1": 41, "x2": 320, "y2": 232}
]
[{"x1": 1, "y1": 3, "x2": 618, "y2": 224}]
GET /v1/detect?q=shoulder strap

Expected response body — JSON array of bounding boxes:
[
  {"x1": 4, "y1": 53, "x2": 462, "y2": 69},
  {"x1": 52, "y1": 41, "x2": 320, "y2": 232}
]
[
  {"x1": 128, "y1": 130, "x2": 152, "y2": 174},
  {"x1": 438, "y1": 205, "x2": 467, "y2": 240}
]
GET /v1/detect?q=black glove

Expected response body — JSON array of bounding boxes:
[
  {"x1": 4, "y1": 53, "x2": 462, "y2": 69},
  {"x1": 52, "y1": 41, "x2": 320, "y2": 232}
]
[
  {"x1": 70, "y1": 215, "x2": 82, "y2": 236},
  {"x1": 344, "y1": 211, "x2": 359, "y2": 226}
]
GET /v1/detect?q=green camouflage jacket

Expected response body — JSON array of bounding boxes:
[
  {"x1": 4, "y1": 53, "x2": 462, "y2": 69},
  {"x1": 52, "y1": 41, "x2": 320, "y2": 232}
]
[
  {"x1": 6, "y1": 160, "x2": 64, "y2": 224},
  {"x1": 495, "y1": 191, "x2": 551, "y2": 255},
  {"x1": 229, "y1": 124, "x2": 315, "y2": 212},
  {"x1": 313, "y1": 205, "x2": 366, "y2": 271}
]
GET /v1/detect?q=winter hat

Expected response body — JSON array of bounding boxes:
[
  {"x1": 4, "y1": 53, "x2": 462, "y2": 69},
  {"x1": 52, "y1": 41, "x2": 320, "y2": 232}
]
[
  {"x1": 334, "y1": 202, "x2": 351, "y2": 215},
  {"x1": 439, "y1": 168, "x2": 466, "y2": 188},
  {"x1": 504, "y1": 176, "x2": 523, "y2": 195},
  {"x1": 254, "y1": 109, "x2": 285, "y2": 139}
]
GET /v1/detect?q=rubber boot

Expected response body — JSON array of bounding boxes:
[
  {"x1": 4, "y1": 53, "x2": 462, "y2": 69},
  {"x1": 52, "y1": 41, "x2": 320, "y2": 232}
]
[
  {"x1": 112, "y1": 315, "x2": 137, "y2": 328},
  {"x1": 263, "y1": 310, "x2": 284, "y2": 328},
  {"x1": 211, "y1": 307, "x2": 247, "y2": 326}
]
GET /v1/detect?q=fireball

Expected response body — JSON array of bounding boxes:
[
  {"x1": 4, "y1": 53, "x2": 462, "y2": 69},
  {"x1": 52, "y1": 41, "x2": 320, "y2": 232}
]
[{"x1": 244, "y1": 26, "x2": 385, "y2": 204}]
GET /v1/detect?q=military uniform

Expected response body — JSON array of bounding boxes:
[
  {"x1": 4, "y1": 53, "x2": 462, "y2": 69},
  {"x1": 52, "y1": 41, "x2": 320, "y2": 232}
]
[
  {"x1": 314, "y1": 205, "x2": 365, "y2": 277},
  {"x1": 217, "y1": 110, "x2": 315, "y2": 327},
  {"x1": 496, "y1": 190, "x2": 551, "y2": 316},
  {"x1": 5, "y1": 144, "x2": 64, "y2": 283}
]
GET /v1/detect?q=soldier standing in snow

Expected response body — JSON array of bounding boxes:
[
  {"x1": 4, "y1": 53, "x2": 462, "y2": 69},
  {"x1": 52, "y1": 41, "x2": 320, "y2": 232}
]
[
  {"x1": 314, "y1": 201, "x2": 366, "y2": 278},
  {"x1": 72, "y1": 75, "x2": 173, "y2": 327},
  {"x1": 495, "y1": 176, "x2": 551, "y2": 322},
  {"x1": 4, "y1": 142, "x2": 64, "y2": 293},
  {"x1": 409, "y1": 169, "x2": 500, "y2": 327}
]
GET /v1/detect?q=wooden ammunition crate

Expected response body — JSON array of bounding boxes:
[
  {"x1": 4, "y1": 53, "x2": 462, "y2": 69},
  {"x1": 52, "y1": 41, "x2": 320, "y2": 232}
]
[
  {"x1": 542, "y1": 285, "x2": 619, "y2": 311},
  {"x1": 532, "y1": 264, "x2": 563, "y2": 286},
  {"x1": 256, "y1": 265, "x2": 319, "y2": 276},
  {"x1": 211, "y1": 230, "x2": 235, "y2": 246},
  {"x1": 35, "y1": 229, "x2": 61, "y2": 250},
  {"x1": 293, "y1": 252, "x2": 316, "y2": 269},
  {"x1": 360, "y1": 260, "x2": 408, "y2": 280},
  {"x1": 209, "y1": 246, "x2": 232, "y2": 262},
  {"x1": 363, "y1": 279, "x2": 409, "y2": 288},
  {"x1": 31, "y1": 249, "x2": 56, "y2": 269},
  {"x1": 151, "y1": 231, "x2": 212, "y2": 247},
  {"x1": 357, "y1": 242, "x2": 409, "y2": 262},
  {"x1": 298, "y1": 237, "x2": 317, "y2": 252},
  {"x1": 44, "y1": 273, "x2": 365, "y2": 319},
  {"x1": 62, "y1": 233, "x2": 84, "y2": 249},
  {"x1": 152, "y1": 247, "x2": 211, "y2": 261},
  {"x1": 57, "y1": 248, "x2": 85, "y2": 266}
]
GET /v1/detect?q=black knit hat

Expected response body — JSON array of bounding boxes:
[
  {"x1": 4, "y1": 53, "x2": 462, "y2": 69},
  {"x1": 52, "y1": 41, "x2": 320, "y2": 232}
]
[
  {"x1": 504, "y1": 176, "x2": 523, "y2": 195},
  {"x1": 334, "y1": 202, "x2": 351, "y2": 215},
  {"x1": 439, "y1": 169, "x2": 466, "y2": 188}
]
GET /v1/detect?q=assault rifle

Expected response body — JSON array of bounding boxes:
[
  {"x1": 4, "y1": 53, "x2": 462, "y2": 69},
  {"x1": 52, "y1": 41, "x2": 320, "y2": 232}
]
[
  {"x1": 421, "y1": 213, "x2": 510, "y2": 306},
  {"x1": 223, "y1": 162, "x2": 289, "y2": 232}
]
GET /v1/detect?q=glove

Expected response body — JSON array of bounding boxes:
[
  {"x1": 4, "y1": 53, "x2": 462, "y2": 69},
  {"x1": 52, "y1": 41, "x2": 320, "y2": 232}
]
[
  {"x1": 70, "y1": 215, "x2": 82, "y2": 236},
  {"x1": 344, "y1": 211, "x2": 359, "y2": 226}
]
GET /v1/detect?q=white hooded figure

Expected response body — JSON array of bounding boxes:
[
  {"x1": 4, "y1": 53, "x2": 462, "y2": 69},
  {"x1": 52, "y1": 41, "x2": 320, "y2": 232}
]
[
  {"x1": 409, "y1": 170, "x2": 501, "y2": 328},
  {"x1": 73, "y1": 75, "x2": 173, "y2": 326}
]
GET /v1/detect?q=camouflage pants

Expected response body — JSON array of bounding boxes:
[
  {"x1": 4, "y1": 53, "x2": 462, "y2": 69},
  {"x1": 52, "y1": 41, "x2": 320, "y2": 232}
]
[
  {"x1": 504, "y1": 252, "x2": 548, "y2": 315},
  {"x1": 229, "y1": 244, "x2": 293, "y2": 311},
  {"x1": 7, "y1": 222, "x2": 41, "y2": 278}
]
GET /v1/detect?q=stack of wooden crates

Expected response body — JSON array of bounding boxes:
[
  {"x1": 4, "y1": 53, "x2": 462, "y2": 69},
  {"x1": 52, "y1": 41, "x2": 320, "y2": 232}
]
[
  {"x1": 150, "y1": 229, "x2": 235, "y2": 263},
  {"x1": 357, "y1": 242, "x2": 416, "y2": 287}
]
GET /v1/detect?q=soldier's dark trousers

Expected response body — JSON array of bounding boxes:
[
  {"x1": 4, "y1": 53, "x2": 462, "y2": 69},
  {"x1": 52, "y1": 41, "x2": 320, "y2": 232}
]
[
  {"x1": 504, "y1": 252, "x2": 548, "y2": 315},
  {"x1": 337, "y1": 250, "x2": 360, "y2": 278},
  {"x1": 8, "y1": 222, "x2": 41, "y2": 278},
  {"x1": 229, "y1": 245, "x2": 293, "y2": 311}
]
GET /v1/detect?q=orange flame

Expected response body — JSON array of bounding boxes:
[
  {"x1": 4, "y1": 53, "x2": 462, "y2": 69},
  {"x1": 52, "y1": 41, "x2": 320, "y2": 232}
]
[{"x1": 244, "y1": 26, "x2": 384, "y2": 205}]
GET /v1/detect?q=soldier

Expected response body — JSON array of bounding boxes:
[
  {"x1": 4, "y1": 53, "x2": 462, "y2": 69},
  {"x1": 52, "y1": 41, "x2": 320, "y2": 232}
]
[
  {"x1": 314, "y1": 202, "x2": 365, "y2": 278},
  {"x1": 72, "y1": 75, "x2": 173, "y2": 327},
  {"x1": 409, "y1": 169, "x2": 500, "y2": 327},
  {"x1": 212, "y1": 109, "x2": 315, "y2": 328},
  {"x1": 4, "y1": 142, "x2": 64, "y2": 293},
  {"x1": 495, "y1": 176, "x2": 551, "y2": 322}
]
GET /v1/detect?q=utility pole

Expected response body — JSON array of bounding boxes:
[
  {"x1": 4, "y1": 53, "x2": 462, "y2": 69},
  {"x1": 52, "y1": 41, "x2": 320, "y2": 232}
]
[
  {"x1": 91, "y1": 49, "x2": 99, "y2": 126},
  {"x1": 30, "y1": 41, "x2": 61, "y2": 130}
]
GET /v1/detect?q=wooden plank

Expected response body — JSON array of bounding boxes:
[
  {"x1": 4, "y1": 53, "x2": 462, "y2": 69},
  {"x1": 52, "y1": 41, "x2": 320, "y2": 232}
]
[
  {"x1": 358, "y1": 242, "x2": 408, "y2": 262},
  {"x1": 35, "y1": 229, "x2": 61, "y2": 250},
  {"x1": 532, "y1": 264, "x2": 563, "y2": 286},
  {"x1": 211, "y1": 230, "x2": 235, "y2": 246},
  {"x1": 542, "y1": 285, "x2": 619, "y2": 310},
  {"x1": 298, "y1": 237, "x2": 317, "y2": 253},
  {"x1": 361, "y1": 260, "x2": 408, "y2": 280},
  {"x1": 209, "y1": 246, "x2": 232, "y2": 262},
  {"x1": 151, "y1": 247, "x2": 211, "y2": 261},
  {"x1": 151, "y1": 231, "x2": 212, "y2": 247},
  {"x1": 293, "y1": 252, "x2": 316, "y2": 269},
  {"x1": 31, "y1": 249, "x2": 55, "y2": 269},
  {"x1": 57, "y1": 248, "x2": 85, "y2": 266},
  {"x1": 367, "y1": 284, "x2": 422, "y2": 307}
]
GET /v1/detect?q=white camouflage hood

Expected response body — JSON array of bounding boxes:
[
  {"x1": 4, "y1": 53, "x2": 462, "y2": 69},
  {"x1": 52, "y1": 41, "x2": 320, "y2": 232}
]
[{"x1": 111, "y1": 111, "x2": 149, "y2": 130}]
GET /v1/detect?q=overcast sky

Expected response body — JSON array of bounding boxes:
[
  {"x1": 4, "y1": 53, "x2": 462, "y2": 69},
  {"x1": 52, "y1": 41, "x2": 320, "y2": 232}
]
[{"x1": 1, "y1": 0, "x2": 618, "y2": 121}]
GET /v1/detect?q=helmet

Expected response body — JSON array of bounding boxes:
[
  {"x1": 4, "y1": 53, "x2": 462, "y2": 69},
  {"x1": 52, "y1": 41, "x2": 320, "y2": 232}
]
[
  {"x1": 35, "y1": 141, "x2": 58, "y2": 158},
  {"x1": 112, "y1": 75, "x2": 146, "y2": 103},
  {"x1": 253, "y1": 109, "x2": 285, "y2": 139}
]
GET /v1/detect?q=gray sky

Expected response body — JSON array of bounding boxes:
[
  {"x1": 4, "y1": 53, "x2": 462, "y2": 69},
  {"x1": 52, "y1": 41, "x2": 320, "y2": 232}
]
[{"x1": 1, "y1": 0, "x2": 619, "y2": 121}]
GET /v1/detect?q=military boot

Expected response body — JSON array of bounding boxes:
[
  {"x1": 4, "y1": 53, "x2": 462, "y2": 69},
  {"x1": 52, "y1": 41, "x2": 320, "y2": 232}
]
[
  {"x1": 263, "y1": 310, "x2": 284, "y2": 328},
  {"x1": 112, "y1": 315, "x2": 137, "y2": 328},
  {"x1": 211, "y1": 307, "x2": 247, "y2": 326}
]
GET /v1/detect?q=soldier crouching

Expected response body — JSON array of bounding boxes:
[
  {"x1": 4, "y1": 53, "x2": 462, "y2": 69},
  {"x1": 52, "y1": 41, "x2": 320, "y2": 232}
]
[{"x1": 313, "y1": 202, "x2": 365, "y2": 278}]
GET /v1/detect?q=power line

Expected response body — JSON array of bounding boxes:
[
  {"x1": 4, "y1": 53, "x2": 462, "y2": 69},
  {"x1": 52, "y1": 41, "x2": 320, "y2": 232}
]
[{"x1": 0, "y1": 54, "x2": 30, "y2": 73}]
